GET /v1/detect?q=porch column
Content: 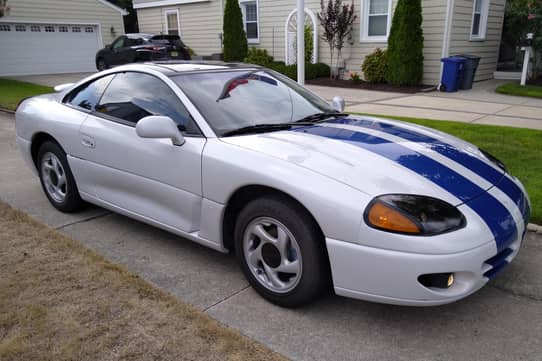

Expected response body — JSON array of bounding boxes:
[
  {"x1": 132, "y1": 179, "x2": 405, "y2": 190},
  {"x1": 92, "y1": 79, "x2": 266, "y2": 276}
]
[{"x1": 297, "y1": 0, "x2": 305, "y2": 85}]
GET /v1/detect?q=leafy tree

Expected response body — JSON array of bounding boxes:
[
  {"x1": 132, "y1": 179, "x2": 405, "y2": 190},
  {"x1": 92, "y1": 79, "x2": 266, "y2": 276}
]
[
  {"x1": 305, "y1": 25, "x2": 314, "y2": 63},
  {"x1": 503, "y1": 0, "x2": 542, "y2": 78},
  {"x1": 334, "y1": 2, "x2": 356, "y2": 68},
  {"x1": 385, "y1": 0, "x2": 424, "y2": 85},
  {"x1": 222, "y1": 0, "x2": 248, "y2": 62},
  {"x1": 108, "y1": 0, "x2": 139, "y2": 33},
  {"x1": 318, "y1": 0, "x2": 356, "y2": 77}
]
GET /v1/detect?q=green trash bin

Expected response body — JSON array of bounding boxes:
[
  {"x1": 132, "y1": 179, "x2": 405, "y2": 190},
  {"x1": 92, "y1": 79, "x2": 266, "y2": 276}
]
[{"x1": 458, "y1": 54, "x2": 480, "y2": 90}]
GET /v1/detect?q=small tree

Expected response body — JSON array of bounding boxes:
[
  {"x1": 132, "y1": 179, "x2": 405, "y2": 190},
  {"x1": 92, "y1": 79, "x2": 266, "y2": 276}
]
[
  {"x1": 318, "y1": 0, "x2": 356, "y2": 78},
  {"x1": 223, "y1": 0, "x2": 248, "y2": 62},
  {"x1": 335, "y1": 2, "x2": 356, "y2": 68},
  {"x1": 386, "y1": 0, "x2": 424, "y2": 85}
]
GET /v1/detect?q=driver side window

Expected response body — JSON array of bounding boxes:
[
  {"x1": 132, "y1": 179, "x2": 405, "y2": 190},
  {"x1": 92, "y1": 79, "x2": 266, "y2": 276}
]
[
  {"x1": 95, "y1": 72, "x2": 200, "y2": 135},
  {"x1": 112, "y1": 37, "x2": 125, "y2": 50}
]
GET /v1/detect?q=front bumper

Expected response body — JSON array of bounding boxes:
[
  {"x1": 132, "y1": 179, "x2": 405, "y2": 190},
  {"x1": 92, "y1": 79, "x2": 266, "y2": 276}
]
[{"x1": 326, "y1": 234, "x2": 523, "y2": 306}]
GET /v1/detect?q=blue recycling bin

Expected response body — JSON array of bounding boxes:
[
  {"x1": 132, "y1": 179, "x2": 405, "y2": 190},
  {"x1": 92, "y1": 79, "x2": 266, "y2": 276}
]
[{"x1": 440, "y1": 56, "x2": 465, "y2": 92}]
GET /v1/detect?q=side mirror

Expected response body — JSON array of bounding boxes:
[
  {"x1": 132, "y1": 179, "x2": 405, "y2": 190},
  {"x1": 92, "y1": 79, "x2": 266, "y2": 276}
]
[
  {"x1": 331, "y1": 96, "x2": 345, "y2": 112},
  {"x1": 136, "y1": 116, "x2": 185, "y2": 146},
  {"x1": 105, "y1": 44, "x2": 112, "y2": 49}
]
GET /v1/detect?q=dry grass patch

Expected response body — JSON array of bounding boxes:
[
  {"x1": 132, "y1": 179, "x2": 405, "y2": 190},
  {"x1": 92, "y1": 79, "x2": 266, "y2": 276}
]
[{"x1": 0, "y1": 202, "x2": 287, "y2": 361}]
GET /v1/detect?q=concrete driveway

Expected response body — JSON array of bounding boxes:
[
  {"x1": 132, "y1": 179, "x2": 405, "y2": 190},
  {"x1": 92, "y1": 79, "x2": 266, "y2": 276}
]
[{"x1": 1, "y1": 111, "x2": 541, "y2": 360}]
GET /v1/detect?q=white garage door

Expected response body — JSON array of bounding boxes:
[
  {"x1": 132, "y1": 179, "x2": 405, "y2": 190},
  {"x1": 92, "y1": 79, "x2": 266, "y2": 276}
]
[{"x1": 0, "y1": 22, "x2": 101, "y2": 76}]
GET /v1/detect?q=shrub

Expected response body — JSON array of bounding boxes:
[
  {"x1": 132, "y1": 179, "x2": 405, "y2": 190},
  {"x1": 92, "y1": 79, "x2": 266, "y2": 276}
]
[
  {"x1": 385, "y1": 0, "x2": 424, "y2": 85},
  {"x1": 267, "y1": 62, "x2": 330, "y2": 81},
  {"x1": 349, "y1": 71, "x2": 361, "y2": 83},
  {"x1": 304, "y1": 25, "x2": 314, "y2": 62},
  {"x1": 244, "y1": 47, "x2": 273, "y2": 66},
  {"x1": 223, "y1": 0, "x2": 248, "y2": 62},
  {"x1": 361, "y1": 48, "x2": 388, "y2": 83}
]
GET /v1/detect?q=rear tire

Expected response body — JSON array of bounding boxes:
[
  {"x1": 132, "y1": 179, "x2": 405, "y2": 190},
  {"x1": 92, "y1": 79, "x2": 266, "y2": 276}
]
[
  {"x1": 97, "y1": 58, "x2": 107, "y2": 71},
  {"x1": 37, "y1": 141, "x2": 84, "y2": 213},
  {"x1": 234, "y1": 195, "x2": 329, "y2": 307}
]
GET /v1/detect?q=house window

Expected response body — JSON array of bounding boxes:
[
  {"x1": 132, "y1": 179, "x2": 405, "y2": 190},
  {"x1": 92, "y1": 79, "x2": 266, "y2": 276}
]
[
  {"x1": 44, "y1": 25, "x2": 55, "y2": 32},
  {"x1": 85, "y1": 27, "x2": 94, "y2": 33},
  {"x1": 240, "y1": 0, "x2": 259, "y2": 42},
  {"x1": 361, "y1": 0, "x2": 391, "y2": 42},
  {"x1": 59, "y1": 26, "x2": 68, "y2": 32},
  {"x1": 0, "y1": 24, "x2": 11, "y2": 31},
  {"x1": 165, "y1": 9, "x2": 180, "y2": 36},
  {"x1": 15, "y1": 25, "x2": 26, "y2": 32},
  {"x1": 72, "y1": 26, "x2": 81, "y2": 32},
  {"x1": 471, "y1": 0, "x2": 488, "y2": 40},
  {"x1": 30, "y1": 25, "x2": 41, "y2": 32}
]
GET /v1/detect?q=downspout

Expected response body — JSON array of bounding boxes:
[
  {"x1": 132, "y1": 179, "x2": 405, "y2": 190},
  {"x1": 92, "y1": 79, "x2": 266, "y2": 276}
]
[{"x1": 439, "y1": 0, "x2": 454, "y2": 86}]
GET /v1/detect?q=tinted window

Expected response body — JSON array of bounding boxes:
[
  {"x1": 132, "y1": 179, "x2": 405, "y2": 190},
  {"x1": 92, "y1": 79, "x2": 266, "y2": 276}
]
[
  {"x1": 95, "y1": 72, "x2": 198, "y2": 134},
  {"x1": 112, "y1": 37, "x2": 125, "y2": 49},
  {"x1": 65, "y1": 75, "x2": 115, "y2": 111},
  {"x1": 172, "y1": 70, "x2": 335, "y2": 136}
]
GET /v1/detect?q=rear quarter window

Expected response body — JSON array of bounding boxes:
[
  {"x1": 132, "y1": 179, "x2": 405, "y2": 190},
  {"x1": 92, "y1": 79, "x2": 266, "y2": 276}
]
[{"x1": 64, "y1": 75, "x2": 115, "y2": 111}]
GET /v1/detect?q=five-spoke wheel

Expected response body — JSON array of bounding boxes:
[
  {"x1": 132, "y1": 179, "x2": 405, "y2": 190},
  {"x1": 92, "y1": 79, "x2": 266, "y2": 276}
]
[
  {"x1": 37, "y1": 141, "x2": 84, "y2": 212},
  {"x1": 235, "y1": 195, "x2": 329, "y2": 307}
]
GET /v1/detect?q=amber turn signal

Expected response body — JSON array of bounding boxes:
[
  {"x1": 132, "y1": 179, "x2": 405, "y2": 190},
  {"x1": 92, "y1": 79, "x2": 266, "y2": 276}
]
[{"x1": 366, "y1": 202, "x2": 421, "y2": 234}]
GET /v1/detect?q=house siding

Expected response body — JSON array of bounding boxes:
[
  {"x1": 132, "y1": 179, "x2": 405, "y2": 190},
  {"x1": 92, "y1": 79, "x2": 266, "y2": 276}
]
[
  {"x1": 2, "y1": 0, "x2": 125, "y2": 46},
  {"x1": 448, "y1": 0, "x2": 505, "y2": 81},
  {"x1": 136, "y1": 1, "x2": 223, "y2": 55},
  {"x1": 135, "y1": 0, "x2": 503, "y2": 85}
]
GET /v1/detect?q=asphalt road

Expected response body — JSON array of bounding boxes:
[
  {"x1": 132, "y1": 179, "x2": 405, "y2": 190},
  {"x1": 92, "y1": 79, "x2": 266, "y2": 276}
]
[{"x1": 1, "y1": 111, "x2": 541, "y2": 361}]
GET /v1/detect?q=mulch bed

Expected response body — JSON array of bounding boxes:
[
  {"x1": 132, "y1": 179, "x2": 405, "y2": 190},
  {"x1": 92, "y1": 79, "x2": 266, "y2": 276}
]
[
  {"x1": 528, "y1": 76, "x2": 542, "y2": 86},
  {"x1": 306, "y1": 77, "x2": 435, "y2": 94}
]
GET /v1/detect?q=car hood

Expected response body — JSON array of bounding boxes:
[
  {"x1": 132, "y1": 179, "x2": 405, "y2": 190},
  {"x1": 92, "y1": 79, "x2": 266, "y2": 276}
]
[{"x1": 220, "y1": 115, "x2": 506, "y2": 206}]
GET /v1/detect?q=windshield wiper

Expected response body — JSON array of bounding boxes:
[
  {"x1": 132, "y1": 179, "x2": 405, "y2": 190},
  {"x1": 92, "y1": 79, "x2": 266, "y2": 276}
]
[
  {"x1": 221, "y1": 122, "x2": 314, "y2": 137},
  {"x1": 295, "y1": 112, "x2": 348, "y2": 123}
]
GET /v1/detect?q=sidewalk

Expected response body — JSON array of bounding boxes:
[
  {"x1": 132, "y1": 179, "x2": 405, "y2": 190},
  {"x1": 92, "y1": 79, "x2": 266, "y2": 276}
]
[{"x1": 307, "y1": 79, "x2": 542, "y2": 131}]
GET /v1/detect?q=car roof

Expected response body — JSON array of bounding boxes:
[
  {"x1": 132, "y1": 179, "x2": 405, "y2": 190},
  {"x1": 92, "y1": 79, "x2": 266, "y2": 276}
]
[{"x1": 132, "y1": 61, "x2": 262, "y2": 76}]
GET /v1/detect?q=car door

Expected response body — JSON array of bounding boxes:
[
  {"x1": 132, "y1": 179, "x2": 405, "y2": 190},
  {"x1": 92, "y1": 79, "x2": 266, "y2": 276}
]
[
  {"x1": 78, "y1": 71, "x2": 206, "y2": 233},
  {"x1": 107, "y1": 36, "x2": 129, "y2": 66}
]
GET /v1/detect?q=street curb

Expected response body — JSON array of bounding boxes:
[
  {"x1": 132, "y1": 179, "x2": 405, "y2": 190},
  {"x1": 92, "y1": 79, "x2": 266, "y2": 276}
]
[
  {"x1": 527, "y1": 223, "x2": 542, "y2": 233},
  {"x1": 0, "y1": 107, "x2": 15, "y2": 115}
]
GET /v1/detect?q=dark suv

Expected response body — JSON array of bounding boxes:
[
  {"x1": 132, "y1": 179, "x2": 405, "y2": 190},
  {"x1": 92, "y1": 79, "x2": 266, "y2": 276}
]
[{"x1": 95, "y1": 33, "x2": 191, "y2": 70}]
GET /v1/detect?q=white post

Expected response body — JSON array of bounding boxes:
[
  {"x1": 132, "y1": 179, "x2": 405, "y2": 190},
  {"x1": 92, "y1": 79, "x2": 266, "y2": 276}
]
[
  {"x1": 520, "y1": 46, "x2": 531, "y2": 87},
  {"x1": 296, "y1": 0, "x2": 305, "y2": 85}
]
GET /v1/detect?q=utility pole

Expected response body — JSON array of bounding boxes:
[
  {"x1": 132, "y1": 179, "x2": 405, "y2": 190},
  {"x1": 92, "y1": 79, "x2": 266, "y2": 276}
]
[{"x1": 296, "y1": 0, "x2": 305, "y2": 85}]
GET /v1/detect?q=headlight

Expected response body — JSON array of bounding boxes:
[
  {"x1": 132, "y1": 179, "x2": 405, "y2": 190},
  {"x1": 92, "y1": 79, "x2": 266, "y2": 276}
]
[
  {"x1": 479, "y1": 148, "x2": 507, "y2": 172},
  {"x1": 364, "y1": 194, "x2": 466, "y2": 236}
]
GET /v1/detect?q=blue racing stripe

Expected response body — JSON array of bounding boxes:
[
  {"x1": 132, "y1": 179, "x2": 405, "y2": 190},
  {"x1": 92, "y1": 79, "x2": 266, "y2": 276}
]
[
  {"x1": 293, "y1": 125, "x2": 518, "y2": 251},
  {"x1": 327, "y1": 118, "x2": 506, "y2": 185}
]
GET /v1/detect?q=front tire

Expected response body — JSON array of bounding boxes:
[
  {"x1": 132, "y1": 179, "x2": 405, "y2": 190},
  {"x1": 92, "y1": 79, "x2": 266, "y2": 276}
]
[
  {"x1": 37, "y1": 141, "x2": 84, "y2": 213},
  {"x1": 234, "y1": 196, "x2": 329, "y2": 307}
]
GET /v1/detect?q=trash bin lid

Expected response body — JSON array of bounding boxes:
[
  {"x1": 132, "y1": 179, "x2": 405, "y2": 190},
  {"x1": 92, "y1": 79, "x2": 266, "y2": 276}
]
[
  {"x1": 441, "y1": 56, "x2": 466, "y2": 63},
  {"x1": 457, "y1": 54, "x2": 480, "y2": 60}
]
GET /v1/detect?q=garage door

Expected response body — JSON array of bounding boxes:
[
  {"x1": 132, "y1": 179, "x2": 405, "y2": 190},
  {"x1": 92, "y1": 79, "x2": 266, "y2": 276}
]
[{"x1": 0, "y1": 22, "x2": 101, "y2": 76}]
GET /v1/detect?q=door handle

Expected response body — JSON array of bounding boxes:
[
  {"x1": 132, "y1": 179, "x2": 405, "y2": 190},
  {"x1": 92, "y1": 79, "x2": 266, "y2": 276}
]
[{"x1": 81, "y1": 134, "x2": 95, "y2": 148}]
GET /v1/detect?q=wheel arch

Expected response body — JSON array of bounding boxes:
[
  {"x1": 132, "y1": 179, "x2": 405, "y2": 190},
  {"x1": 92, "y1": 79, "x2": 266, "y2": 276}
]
[
  {"x1": 221, "y1": 185, "x2": 327, "y2": 253},
  {"x1": 30, "y1": 132, "x2": 65, "y2": 169}
]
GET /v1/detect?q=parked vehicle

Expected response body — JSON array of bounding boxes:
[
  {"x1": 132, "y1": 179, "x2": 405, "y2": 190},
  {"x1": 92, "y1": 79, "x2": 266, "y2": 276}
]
[
  {"x1": 95, "y1": 33, "x2": 191, "y2": 70},
  {"x1": 15, "y1": 62, "x2": 530, "y2": 307}
]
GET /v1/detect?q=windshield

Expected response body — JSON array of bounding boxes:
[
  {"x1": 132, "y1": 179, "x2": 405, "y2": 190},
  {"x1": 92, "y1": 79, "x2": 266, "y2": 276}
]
[{"x1": 171, "y1": 69, "x2": 336, "y2": 136}]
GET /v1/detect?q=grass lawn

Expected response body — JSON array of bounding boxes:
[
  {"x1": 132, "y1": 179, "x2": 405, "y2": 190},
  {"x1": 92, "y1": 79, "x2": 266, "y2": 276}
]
[
  {"x1": 354, "y1": 114, "x2": 542, "y2": 225},
  {"x1": 0, "y1": 202, "x2": 285, "y2": 361},
  {"x1": 495, "y1": 82, "x2": 542, "y2": 99},
  {"x1": 0, "y1": 79, "x2": 53, "y2": 111}
]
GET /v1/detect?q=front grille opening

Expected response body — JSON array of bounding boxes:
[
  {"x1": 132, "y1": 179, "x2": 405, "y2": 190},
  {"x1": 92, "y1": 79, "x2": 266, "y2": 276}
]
[
  {"x1": 483, "y1": 248, "x2": 513, "y2": 280},
  {"x1": 418, "y1": 273, "x2": 454, "y2": 289}
]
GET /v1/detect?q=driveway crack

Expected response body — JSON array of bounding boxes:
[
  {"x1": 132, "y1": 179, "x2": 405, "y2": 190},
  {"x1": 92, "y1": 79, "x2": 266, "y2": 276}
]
[
  {"x1": 55, "y1": 211, "x2": 111, "y2": 230},
  {"x1": 203, "y1": 285, "x2": 251, "y2": 313}
]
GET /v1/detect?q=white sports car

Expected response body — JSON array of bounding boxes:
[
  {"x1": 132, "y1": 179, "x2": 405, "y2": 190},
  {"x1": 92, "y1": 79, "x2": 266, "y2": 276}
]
[{"x1": 15, "y1": 62, "x2": 530, "y2": 307}]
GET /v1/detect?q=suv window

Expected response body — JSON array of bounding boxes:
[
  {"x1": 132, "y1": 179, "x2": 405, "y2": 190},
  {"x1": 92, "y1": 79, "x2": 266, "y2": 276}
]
[
  {"x1": 95, "y1": 72, "x2": 199, "y2": 135},
  {"x1": 125, "y1": 37, "x2": 143, "y2": 47},
  {"x1": 112, "y1": 37, "x2": 125, "y2": 49},
  {"x1": 65, "y1": 75, "x2": 115, "y2": 111}
]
